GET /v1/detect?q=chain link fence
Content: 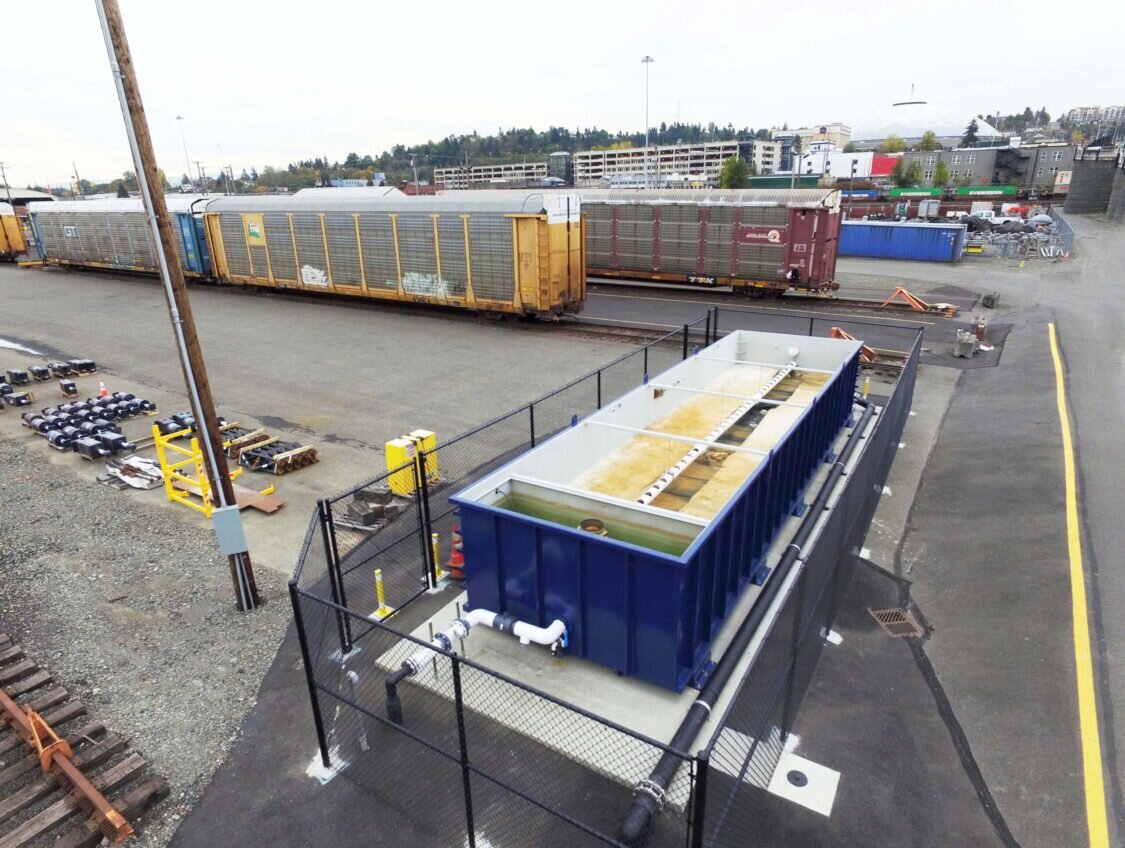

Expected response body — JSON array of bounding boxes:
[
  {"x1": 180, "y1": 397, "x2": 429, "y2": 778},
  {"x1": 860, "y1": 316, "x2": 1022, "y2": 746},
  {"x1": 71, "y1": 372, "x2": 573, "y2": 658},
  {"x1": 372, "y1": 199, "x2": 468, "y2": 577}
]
[
  {"x1": 699, "y1": 325, "x2": 921, "y2": 847},
  {"x1": 289, "y1": 307, "x2": 922, "y2": 847}
]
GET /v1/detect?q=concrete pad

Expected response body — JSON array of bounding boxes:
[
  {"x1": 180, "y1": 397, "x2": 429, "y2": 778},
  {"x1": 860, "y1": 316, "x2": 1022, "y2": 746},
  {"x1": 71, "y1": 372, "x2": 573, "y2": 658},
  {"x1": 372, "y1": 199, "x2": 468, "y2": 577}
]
[
  {"x1": 0, "y1": 264, "x2": 626, "y2": 575},
  {"x1": 767, "y1": 750, "x2": 840, "y2": 816}
]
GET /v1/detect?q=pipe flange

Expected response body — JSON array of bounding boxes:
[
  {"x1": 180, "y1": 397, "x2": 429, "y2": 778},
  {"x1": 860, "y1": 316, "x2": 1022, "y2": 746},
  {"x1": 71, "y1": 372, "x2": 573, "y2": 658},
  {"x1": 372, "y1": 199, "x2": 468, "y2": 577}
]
[{"x1": 632, "y1": 778, "x2": 669, "y2": 810}]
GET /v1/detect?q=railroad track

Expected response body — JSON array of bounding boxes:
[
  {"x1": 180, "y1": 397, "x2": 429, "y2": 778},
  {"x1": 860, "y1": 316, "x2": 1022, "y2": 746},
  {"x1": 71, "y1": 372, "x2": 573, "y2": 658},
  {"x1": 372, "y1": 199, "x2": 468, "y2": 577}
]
[{"x1": 0, "y1": 634, "x2": 168, "y2": 847}]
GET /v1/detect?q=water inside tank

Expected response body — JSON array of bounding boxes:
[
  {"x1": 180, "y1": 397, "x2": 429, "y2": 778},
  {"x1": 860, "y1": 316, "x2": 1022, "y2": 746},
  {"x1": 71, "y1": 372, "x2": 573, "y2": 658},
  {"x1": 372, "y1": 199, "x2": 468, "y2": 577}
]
[{"x1": 494, "y1": 491, "x2": 695, "y2": 557}]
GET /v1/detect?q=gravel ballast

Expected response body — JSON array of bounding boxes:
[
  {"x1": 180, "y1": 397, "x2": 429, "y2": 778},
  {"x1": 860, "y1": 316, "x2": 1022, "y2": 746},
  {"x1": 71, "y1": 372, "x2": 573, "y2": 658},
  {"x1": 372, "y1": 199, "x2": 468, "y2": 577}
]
[{"x1": 0, "y1": 430, "x2": 291, "y2": 847}]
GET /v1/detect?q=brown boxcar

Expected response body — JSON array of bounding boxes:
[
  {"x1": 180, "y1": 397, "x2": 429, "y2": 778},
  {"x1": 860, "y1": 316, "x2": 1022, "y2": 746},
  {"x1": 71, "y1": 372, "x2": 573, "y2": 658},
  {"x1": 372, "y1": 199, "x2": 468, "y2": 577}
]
[{"x1": 574, "y1": 188, "x2": 841, "y2": 294}]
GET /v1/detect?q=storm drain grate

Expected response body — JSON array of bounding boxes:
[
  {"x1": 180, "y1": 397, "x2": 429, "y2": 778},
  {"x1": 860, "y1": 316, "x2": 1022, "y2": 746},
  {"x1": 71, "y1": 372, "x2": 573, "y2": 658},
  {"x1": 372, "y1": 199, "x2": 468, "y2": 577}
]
[{"x1": 869, "y1": 607, "x2": 924, "y2": 638}]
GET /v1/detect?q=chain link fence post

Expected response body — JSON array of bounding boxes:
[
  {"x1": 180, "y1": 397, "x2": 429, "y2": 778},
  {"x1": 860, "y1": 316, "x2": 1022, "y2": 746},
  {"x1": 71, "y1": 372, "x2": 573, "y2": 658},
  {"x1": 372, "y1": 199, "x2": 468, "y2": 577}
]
[
  {"x1": 319, "y1": 499, "x2": 353, "y2": 655},
  {"x1": 289, "y1": 580, "x2": 331, "y2": 769},
  {"x1": 451, "y1": 655, "x2": 477, "y2": 848},
  {"x1": 414, "y1": 453, "x2": 438, "y2": 589}
]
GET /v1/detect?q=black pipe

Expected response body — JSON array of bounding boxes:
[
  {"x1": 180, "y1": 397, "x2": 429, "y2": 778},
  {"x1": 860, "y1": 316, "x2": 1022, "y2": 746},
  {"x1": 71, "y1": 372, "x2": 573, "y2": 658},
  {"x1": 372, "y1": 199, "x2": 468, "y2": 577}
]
[{"x1": 618, "y1": 399, "x2": 876, "y2": 845}]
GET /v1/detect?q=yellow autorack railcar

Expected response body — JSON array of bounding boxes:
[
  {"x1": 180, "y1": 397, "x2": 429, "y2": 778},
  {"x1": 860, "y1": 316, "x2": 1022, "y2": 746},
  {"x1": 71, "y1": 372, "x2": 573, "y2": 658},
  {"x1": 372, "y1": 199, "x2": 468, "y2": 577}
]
[
  {"x1": 202, "y1": 191, "x2": 584, "y2": 317},
  {"x1": 0, "y1": 202, "x2": 27, "y2": 259}
]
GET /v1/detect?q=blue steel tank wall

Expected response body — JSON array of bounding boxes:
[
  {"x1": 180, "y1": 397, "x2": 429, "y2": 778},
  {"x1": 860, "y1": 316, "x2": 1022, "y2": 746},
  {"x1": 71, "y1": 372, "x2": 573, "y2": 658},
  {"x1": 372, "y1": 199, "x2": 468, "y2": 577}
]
[
  {"x1": 1064, "y1": 159, "x2": 1117, "y2": 215},
  {"x1": 456, "y1": 352, "x2": 861, "y2": 691}
]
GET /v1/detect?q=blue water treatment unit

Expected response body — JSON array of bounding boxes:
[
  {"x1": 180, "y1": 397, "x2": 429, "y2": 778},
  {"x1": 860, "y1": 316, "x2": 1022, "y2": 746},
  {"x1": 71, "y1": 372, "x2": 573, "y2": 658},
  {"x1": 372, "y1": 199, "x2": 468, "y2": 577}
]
[
  {"x1": 451, "y1": 330, "x2": 862, "y2": 691},
  {"x1": 839, "y1": 220, "x2": 967, "y2": 262}
]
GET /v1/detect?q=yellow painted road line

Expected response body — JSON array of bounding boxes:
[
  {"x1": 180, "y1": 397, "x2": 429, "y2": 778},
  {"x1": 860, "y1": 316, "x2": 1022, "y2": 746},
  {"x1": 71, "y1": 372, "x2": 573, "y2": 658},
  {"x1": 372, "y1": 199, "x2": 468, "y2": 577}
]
[{"x1": 1048, "y1": 322, "x2": 1109, "y2": 848}]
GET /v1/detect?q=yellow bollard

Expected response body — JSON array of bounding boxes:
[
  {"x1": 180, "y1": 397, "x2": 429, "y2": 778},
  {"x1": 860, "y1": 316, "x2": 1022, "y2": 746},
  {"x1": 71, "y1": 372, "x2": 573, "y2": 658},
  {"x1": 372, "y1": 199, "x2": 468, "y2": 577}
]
[
  {"x1": 372, "y1": 569, "x2": 394, "y2": 620},
  {"x1": 432, "y1": 532, "x2": 445, "y2": 581}
]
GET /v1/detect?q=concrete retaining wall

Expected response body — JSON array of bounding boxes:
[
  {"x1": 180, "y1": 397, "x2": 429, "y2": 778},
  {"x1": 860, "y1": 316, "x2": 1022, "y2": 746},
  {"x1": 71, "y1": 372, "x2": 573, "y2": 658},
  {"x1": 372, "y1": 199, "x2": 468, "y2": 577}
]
[
  {"x1": 1107, "y1": 167, "x2": 1125, "y2": 222},
  {"x1": 1064, "y1": 159, "x2": 1117, "y2": 215}
]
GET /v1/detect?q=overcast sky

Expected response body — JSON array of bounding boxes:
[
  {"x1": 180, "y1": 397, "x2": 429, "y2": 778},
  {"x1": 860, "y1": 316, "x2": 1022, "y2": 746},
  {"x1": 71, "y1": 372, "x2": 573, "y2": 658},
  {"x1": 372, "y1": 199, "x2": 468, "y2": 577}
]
[{"x1": 2, "y1": 0, "x2": 1121, "y2": 187}]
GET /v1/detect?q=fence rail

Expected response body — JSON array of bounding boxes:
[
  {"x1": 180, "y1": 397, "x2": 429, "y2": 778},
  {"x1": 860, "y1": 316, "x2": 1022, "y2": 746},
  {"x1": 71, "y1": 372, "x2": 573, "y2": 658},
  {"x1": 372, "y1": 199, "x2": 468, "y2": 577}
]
[
  {"x1": 1049, "y1": 207, "x2": 1075, "y2": 254},
  {"x1": 289, "y1": 306, "x2": 922, "y2": 847}
]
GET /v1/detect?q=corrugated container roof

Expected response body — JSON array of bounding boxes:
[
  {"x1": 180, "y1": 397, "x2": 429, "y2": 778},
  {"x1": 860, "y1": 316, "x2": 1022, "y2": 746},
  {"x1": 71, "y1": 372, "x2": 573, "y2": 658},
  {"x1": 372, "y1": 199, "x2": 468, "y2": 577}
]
[
  {"x1": 450, "y1": 187, "x2": 839, "y2": 209},
  {"x1": 32, "y1": 195, "x2": 209, "y2": 215},
  {"x1": 572, "y1": 188, "x2": 839, "y2": 208},
  {"x1": 293, "y1": 187, "x2": 403, "y2": 198},
  {"x1": 203, "y1": 190, "x2": 568, "y2": 214},
  {"x1": 842, "y1": 220, "x2": 967, "y2": 230}
]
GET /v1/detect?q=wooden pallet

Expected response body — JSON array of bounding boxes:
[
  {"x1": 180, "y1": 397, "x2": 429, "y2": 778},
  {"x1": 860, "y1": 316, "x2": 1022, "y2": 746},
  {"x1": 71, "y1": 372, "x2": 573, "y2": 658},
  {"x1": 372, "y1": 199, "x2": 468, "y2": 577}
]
[{"x1": 0, "y1": 634, "x2": 168, "y2": 847}]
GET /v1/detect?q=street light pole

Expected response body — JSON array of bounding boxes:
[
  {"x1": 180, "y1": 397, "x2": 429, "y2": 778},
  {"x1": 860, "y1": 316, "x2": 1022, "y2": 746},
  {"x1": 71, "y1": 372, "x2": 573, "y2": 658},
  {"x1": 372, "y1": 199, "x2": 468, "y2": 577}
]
[
  {"x1": 411, "y1": 156, "x2": 419, "y2": 194},
  {"x1": 176, "y1": 114, "x2": 192, "y2": 190},
  {"x1": 642, "y1": 56, "x2": 654, "y2": 189},
  {"x1": 95, "y1": 0, "x2": 260, "y2": 611},
  {"x1": 73, "y1": 161, "x2": 84, "y2": 199}
]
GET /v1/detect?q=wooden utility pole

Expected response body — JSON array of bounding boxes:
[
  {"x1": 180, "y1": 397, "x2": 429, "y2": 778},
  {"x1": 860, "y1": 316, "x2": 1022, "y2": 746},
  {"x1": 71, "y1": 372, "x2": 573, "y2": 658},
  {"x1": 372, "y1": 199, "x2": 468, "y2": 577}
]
[{"x1": 95, "y1": 0, "x2": 260, "y2": 610}]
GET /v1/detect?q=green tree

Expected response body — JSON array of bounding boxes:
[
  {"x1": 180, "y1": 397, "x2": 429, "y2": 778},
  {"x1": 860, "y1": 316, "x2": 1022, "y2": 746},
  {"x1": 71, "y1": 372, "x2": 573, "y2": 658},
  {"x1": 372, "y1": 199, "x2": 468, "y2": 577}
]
[
  {"x1": 755, "y1": 128, "x2": 770, "y2": 141},
  {"x1": 905, "y1": 160, "x2": 924, "y2": 187},
  {"x1": 720, "y1": 156, "x2": 750, "y2": 188},
  {"x1": 842, "y1": 141, "x2": 858, "y2": 153},
  {"x1": 115, "y1": 182, "x2": 129, "y2": 198},
  {"x1": 891, "y1": 158, "x2": 907, "y2": 188},
  {"x1": 962, "y1": 119, "x2": 979, "y2": 147},
  {"x1": 933, "y1": 159, "x2": 949, "y2": 187},
  {"x1": 879, "y1": 134, "x2": 906, "y2": 153},
  {"x1": 918, "y1": 131, "x2": 941, "y2": 151}
]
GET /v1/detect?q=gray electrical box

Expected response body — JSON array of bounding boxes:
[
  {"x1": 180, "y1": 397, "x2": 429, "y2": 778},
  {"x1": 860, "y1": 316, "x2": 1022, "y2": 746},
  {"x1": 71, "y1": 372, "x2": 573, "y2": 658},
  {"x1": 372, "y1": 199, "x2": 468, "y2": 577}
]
[{"x1": 211, "y1": 505, "x2": 248, "y2": 556}]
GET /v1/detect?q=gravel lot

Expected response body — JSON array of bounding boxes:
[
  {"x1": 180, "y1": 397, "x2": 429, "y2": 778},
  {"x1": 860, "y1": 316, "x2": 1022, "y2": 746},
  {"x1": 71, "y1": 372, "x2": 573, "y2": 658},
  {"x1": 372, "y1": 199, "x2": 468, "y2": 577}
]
[{"x1": 0, "y1": 429, "x2": 290, "y2": 846}]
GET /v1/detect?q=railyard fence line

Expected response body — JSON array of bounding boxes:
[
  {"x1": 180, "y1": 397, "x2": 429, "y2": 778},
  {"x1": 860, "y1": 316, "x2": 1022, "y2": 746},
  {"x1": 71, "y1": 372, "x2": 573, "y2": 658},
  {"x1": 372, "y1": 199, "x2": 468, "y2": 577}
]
[{"x1": 289, "y1": 305, "x2": 922, "y2": 847}]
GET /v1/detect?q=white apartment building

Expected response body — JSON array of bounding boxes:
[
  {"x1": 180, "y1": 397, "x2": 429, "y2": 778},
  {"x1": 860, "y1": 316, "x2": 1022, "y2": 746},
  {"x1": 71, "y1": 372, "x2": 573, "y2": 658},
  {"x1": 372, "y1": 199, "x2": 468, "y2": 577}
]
[
  {"x1": 434, "y1": 161, "x2": 548, "y2": 189},
  {"x1": 572, "y1": 140, "x2": 780, "y2": 187},
  {"x1": 770, "y1": 123, "x2": 852, "y2": 150},
  {"x1": 1064, "y1": 106, "x2": 1125, "y2": 125}
]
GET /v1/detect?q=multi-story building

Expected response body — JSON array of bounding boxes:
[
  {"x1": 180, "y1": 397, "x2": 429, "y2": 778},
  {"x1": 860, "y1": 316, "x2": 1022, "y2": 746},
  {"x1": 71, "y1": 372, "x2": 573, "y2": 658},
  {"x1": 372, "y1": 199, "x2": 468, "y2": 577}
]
[
  {"x1": 1064, "y1": 106, "x2": 1125, "y2": 125},
  {"x1": 770, "y1": 123, "x2": 851, "y2": 157},
  {"x1": 434, "y1": 161, "x2": 548, "y2": 189},
  {"x1": 901, "y1": 142, "x2": 1077, "y2": 190},
  {"x1": 548, "y1": 151, "x2": 572, "y2": 184},
  {"x1": 571, "y1": 140, "x2": 780, "y2": 187}
]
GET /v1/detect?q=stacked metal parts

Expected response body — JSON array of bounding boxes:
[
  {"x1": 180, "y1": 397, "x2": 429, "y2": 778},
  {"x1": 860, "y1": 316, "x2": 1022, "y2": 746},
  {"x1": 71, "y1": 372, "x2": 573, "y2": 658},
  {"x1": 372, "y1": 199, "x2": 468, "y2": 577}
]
[{"x1": 21, "y1": 391, "x2": 155, "y2": 459}]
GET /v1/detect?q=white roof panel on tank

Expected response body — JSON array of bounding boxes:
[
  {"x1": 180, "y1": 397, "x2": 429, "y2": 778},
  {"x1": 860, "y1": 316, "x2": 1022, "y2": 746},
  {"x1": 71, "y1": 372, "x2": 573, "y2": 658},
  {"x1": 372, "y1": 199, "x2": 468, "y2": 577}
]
[{"x1": 0, "y1": 202, "x2": 13, "y2": 215}]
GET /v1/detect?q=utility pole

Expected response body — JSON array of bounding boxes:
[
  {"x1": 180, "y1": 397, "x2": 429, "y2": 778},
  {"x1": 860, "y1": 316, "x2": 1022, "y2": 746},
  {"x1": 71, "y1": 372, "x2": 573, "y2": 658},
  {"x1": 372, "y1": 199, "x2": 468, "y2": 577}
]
[
  {"x1": 642, "y1": 56, "x2": 654, "y2": 189},
  {"x1": 0, "y1": 162, "x2": 11, "y2": 205},
  {"x1": 176, "y1": 115, "x2": 192, "y2": 190},
  {"x1": 411, "y1": 156, "x2": 419, "y2": 194},
  {"x1": 95, "y1": 0, "x2": 260, "y2": 611}
]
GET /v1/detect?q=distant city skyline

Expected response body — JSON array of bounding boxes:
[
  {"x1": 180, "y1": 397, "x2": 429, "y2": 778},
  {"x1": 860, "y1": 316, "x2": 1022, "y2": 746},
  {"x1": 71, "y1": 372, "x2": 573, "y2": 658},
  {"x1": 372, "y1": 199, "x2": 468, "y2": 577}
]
[{"x1": 1, "y1": 0, "x2": 1120, "y2": 187}]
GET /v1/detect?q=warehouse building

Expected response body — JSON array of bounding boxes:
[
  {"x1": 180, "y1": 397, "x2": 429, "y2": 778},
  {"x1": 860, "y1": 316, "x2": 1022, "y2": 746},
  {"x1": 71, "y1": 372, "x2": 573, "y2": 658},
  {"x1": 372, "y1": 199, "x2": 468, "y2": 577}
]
[{"x1": 571, "y1": 139, "x2": 781, "y2": 187}]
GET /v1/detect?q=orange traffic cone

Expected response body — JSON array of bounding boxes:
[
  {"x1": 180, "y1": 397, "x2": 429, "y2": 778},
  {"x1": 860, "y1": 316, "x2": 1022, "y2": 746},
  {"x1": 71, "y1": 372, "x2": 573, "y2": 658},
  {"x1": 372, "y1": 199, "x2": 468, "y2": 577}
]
[
  {"x1": 445, "y1": 523, "x2": 466, "y2": 580},
  {"x1": 98, "y1": 379, "x2": 108, "y2": 397}
]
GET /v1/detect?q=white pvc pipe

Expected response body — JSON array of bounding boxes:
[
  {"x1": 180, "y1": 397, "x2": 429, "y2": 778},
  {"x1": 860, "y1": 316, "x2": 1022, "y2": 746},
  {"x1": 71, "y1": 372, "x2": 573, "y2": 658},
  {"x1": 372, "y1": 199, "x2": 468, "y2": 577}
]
[
  {"x1": 462, "y1": 607, "x2": 567, "y2": 648},
  {"x1": 400, "y1": 608, "x2": 569, "y2": 677}
]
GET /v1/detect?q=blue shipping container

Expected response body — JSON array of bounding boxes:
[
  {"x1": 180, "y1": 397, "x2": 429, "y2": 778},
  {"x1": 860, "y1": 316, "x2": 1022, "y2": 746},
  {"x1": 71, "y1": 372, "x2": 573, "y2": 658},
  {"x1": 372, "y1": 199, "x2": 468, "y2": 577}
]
[
  {"x1": 451, "y1": 331, "x2": 862, "y2": 691},
  {"x1": 839, "y1": 220, "x2": 966, "y2": 262}
]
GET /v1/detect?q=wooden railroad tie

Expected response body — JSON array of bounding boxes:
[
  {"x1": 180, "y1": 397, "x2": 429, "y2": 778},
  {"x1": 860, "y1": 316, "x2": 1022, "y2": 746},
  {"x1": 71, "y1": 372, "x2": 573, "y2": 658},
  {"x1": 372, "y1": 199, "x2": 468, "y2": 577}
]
[{"x1": 0, "y1": 634, "x2": 168, "y2": 846}]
